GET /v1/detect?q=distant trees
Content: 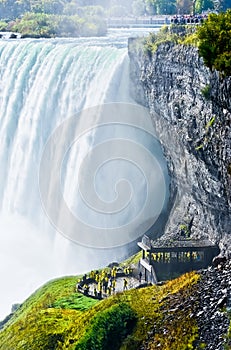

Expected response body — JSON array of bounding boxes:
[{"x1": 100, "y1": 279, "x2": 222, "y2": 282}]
[
  {"x1": 0, "y1": 0, "x2": 230, "y2": 37},
  {"x1": 0, "y1": 20, "x2": 8, "y2": 30},
  {"x1": 103, "y1": 0, "x2": 230, "y2": 13},
  {"x1": 132, "y1": 0, "x2": 146, "y2": 15},
  {"x1": 108, "y1": 5, "x2": 128, "y2": 17},
  {"x1": 176, "y1": 0, "x2": 194, "y2": 14},
  {"x1": 195, "y1": 0, "x2": 214, "y2": 13},
  {"x1": 0, "y1": 0, "x2": 65, "y2": 20},
  {"x1": 11, "y1": 12, "x2": 107, "y2": 37},
  {"x1": 0, "y1": 0, "x2": 230, "y2": 21},
  {"x1": 146, "y1": 0, "x2": 177, "y2": 14},
  {"x1": 0, "y1": 0, "x2": 108, "y2": 37},
  {"x1": 197, "y1": 10, "x2": 231, "y2": 76}
]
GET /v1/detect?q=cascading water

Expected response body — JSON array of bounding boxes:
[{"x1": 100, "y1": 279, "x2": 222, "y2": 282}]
[{"x1": 0, "y1": 29, "x2": 169, "y2": 319}]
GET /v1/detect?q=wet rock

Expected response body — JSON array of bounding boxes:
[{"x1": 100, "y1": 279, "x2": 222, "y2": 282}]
[
  {"x1": 212, "y1": 255, "x2": 227, "y2": 267},
  {"x1": 128, "y1": 36, "x2": 231, "y2": 350},
  {"x1": 128, "y1": 41, "x2": 231, "y2": 257},
  {"x1": 217, "y1": 296, "x2": 227, "y2": 308}
]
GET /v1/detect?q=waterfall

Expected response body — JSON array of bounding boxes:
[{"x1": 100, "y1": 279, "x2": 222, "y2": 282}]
[{"x1": 0, "y1": 32, "x2": 168, "y2": 319}]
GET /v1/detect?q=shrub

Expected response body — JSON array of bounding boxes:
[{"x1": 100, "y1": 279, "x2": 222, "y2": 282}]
[
  {"x1": 142, "y1": 26, "x2": 179, "y2": 56},
  {"x1": 197, "y1": 10, "x2": 231, "y2": 76},
  {"x1": 75, "y1": 303, "x2": 136, "y2": 350},
  {"x1": 201, "y1": 84, "x2": 211, "y2": 100},
  {"x1": 0, "y1": 20, "x2": 8, "y2": 31}
]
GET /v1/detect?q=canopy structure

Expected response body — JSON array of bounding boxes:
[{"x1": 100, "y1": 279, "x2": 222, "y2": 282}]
[{"x1": 138, "y1": 235, "x2": 220, "y2": 282}]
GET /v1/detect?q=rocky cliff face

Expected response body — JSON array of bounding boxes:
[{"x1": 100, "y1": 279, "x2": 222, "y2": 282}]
[{"x1": 128, "y1": 40, "x2": 231, "y2": 256}]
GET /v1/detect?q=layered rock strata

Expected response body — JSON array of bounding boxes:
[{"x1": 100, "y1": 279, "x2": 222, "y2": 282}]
[{"x1": 128, "y1": 40, "x2": 231, "y2": 256}]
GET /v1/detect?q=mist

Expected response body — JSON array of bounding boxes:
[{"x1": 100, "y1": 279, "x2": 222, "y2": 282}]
[{"x1": 0, "y1": 30, "x2": 168, "y2": 321}]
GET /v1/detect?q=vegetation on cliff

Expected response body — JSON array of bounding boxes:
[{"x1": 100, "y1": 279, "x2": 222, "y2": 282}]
[
  {"x1": 136, "y1": 9, "x2": 231, "y2": 77},
  {"x1": 197, "y1": 10, "x2": 231, "y2": 76},
  {"x1": 0, "y1": 271, "x2": 202, "y2": 349}
]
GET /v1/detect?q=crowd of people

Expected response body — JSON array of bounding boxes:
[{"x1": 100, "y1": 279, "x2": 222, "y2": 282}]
[
  {"x1": 150, "y1": 251, "x2": 203, "y2": 263},
  {"x1": 76, "y1": 265, "x2": 133, "y2": 299},
  {"x1": 171, "y1": 14, "x2": 208, "y2": 24}
]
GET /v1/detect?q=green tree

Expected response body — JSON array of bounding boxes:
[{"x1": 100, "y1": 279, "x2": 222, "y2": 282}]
[
  {"x1": 147, "y1": 0, "x2": 176, "y2": 14},
  {"x1": 195, "y1": 0, "x2": 214, "y2": 13},
  {"x1": 220, "y1": 0, "x2": 231, "y2": 11},
  {"x1": 145, "y1": 0, "x2": 156, "y2": 14},
  {"x1": 75, "y1": 303, "x2": 136, "y2": 350},
  {"x1": 177, "y1": 0, "x2": 193, "y2": 13},
  {"x1": 63, "y1": 2, "x2": 78, "y2": 16},
  {"x1": 0, "y1": 20, "x2": 8, "y2": 30},
  {"x1": 197, "y1": 10, "x2": 231, "y2": 76},
  {"x1": 111, "y1": 0, "x2": 133, "y2": 13},
  {"x1": 12, "y1": 12, "x2": 56, "y2": 36},
  {"x1": 30, "y1": 0, "x2": 44, "y2": 13},
  {"x1": 132, "y1": 0, "x2": 146, "y2": 15},
  {"x1": 43, "y1": 0, "x2": 64, "y2": 15},
  {"x1": 108, "y1": 5, "x2": 128, "y2": 17},
  {"x1": 0, "y1": 0, "x2": 23, "y2": 20}
]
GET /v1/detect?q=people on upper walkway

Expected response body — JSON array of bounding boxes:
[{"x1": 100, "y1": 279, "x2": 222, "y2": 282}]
[{"x1": 171, "y1": 14, "x2": 207, "y2": 25}]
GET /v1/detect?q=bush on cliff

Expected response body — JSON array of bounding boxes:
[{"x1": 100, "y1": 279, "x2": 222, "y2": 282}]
[
  {"x1": 197, "y1": 10, "x2": 231, "y2": 76},
  {"x1": 141, "y1": 25, "x2": 179, "y2": 56},
  {"x1": 0, "y1": 20, "x2": 8, "y2": 31},
  {"x1": 75, "y1": 303, "x2": 136, "y2": 350}
]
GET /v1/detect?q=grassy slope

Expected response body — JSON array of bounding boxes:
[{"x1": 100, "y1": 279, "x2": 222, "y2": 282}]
[
  {"x1": 0, "y1": 269, "x2": 202, "y2": 350},
  {"x1": 0, "y1": 276, "x2": 99, "y2": 349}
]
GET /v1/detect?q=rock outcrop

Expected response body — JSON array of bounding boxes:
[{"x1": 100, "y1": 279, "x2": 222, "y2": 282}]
[
  {"x1": 128, "y1": 40, "x2": 231, "y2": 256},
  {"x1": 141, "y1": 260, "x2": 231, "y2": 350}
]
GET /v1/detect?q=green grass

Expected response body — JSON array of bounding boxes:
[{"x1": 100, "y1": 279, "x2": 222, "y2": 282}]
[
  {"x1": 53, "y1": 293, "x2": 99, "y2": 311},
  {"x1": 0, "y1": 270, "x2": 201, "y2": 350},
  {"x1": 0, "y1": 276, "x2": 101, "y2": 350},
  {"x1": 121, "y1": 250, "x2": 142, "y2": 266}
]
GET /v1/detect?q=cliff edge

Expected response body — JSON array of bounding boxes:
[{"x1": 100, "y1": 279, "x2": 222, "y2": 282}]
[{"x1": 128, "y1": 40, "x2": 231, "y2": 256}]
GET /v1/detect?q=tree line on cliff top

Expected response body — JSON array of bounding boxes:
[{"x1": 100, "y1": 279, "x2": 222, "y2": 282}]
[
  {"x1": 0, "y1": 0, "x2": 230, "y2": 37},
  {"x1": 0, "y1": 0, "x2": 230, "y2": 23},
  {"x1": 0, "y1": 0, "x2": 228, "y2": 18}
]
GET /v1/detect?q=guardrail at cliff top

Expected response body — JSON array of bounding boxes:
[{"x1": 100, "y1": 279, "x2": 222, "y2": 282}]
[{"x1": 107, "y1": 16, "x2": 170, "y2": 28}]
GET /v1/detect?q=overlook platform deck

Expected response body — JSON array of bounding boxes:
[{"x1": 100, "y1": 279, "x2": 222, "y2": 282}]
[
  {"x1": 138, "y1": 235, "x2": 220, "y2": 282},
  {"x1": 107, "y1": 16, "x2": 169, "y2": 28}
]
